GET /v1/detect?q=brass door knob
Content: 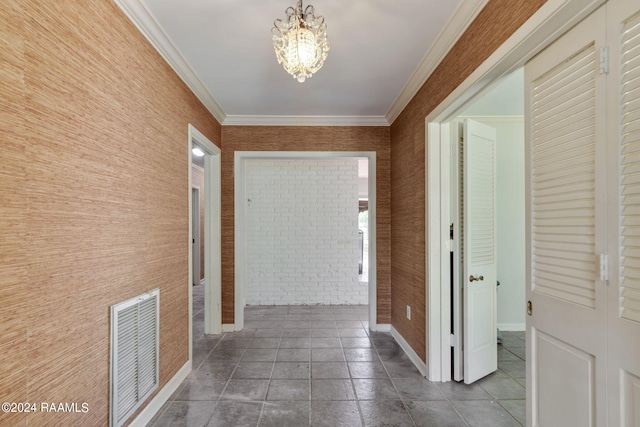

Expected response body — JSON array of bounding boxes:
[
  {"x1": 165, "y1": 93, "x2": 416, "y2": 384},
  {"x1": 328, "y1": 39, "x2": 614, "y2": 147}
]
[{"x1": 469, "y1": 275, "x2": 484, "y2": 282}]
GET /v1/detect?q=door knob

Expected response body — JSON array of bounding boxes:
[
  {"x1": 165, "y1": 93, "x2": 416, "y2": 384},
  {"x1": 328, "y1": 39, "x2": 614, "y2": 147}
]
[{"x1": 469, "y1": 275, "x2": 484, "y2": 282}]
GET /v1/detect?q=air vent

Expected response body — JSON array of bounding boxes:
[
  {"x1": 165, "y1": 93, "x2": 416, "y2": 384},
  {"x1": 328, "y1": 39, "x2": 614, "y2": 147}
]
[{"x1": 110, "y1": 289, "x2": 159, "y2": 427}]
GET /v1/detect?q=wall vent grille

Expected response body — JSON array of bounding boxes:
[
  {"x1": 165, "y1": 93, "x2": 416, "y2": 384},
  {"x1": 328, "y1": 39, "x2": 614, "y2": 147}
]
[{"x1": 110, "y1": 289, "x2": 159, "y2": 427}]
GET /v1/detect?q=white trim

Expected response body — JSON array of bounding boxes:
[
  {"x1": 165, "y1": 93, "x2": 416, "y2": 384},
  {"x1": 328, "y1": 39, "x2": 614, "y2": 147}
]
[
  {"x1": 188, "y1": 134, "x2": 194, "y2": 364},
  {"x1": 367, "y1": 155, "x2": 377, "y2": 328},
  {"x1": 192, "y1": 164, "x2": 204, "y2": 173},
  {"x1": 386, "y1": 0, "x2": 490, "y2": 125},
  {"x1": 391, "y1": 326, "x2": 428, "y2": 377},
  {"x1": 199, "y1": 278, "x2": 205, "y2": 286},
  {"x1": 234, "y1": 151, "x2": 378, "y2": 330},
  {"x1": 425, "y1": 122, "x2": 446, "y2": 382},
  {"x1": 128, "y1": 360, "x2": 191, "y2": 427},
  {"x1": 425, "y1": 0, "x2": 606, "y2": 383},
  {"x1": 371, "y1": 324, "x2": 391, "y2": 333},
  {"x1": 233, "y1": 154, "x2": 246, "y2": 331},
  {"x1": 113, "y1": 0, "x2": 225, "y2": 123},
  {"x1": 223, "y1": 115, "x2": 389, "y2": 127},
  {"x1": 498, "y1": 323, "x2": 526, "y2": 332}
]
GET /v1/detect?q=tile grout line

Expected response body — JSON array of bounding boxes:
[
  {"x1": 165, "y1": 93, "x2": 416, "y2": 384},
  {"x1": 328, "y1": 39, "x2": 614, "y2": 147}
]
[
  {"x1": 156, "y1": 306, "x2": 525, "y2": 427},
  {"x1": 342, "y1": 314, "x2": 367, "y2": 427},
  {"x1": 152, "y1": 306, "x2": 227, "y2": 426},
  {"x1": 368, "y1": 330, "x2": 421, "y2": 427}
]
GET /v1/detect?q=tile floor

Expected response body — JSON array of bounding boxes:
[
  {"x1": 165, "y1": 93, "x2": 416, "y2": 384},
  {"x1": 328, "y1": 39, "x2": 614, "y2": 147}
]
[{"x1": 149, "y1": 285, "x2": 526, "y2": 427}]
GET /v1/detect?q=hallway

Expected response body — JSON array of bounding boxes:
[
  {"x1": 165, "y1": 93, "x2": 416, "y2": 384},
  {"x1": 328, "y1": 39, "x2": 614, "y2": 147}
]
[{"x1": 148, "y1": 285, "x2": 525, "y2": 426}]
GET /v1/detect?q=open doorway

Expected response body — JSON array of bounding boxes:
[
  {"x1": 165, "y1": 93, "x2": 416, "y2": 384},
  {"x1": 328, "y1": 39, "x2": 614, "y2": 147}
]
[
  {"x1": 423, "y1": 0, "x2": 601, "y2": 384},
  {"x1": 188, "y1": 124, "x2": 222, "y2": 364},
  {"x1": 233, "y1": 151, "x2": 378, "y2": 331},
  {"x1": 449, "y1": 68, "x2": 526, "y2": 383}
]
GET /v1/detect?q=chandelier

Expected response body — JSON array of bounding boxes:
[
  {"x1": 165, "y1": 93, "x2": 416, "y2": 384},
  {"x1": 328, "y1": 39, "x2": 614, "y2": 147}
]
[{"x1": 271, "y1": 0, "x2": 329, "y2": 82}]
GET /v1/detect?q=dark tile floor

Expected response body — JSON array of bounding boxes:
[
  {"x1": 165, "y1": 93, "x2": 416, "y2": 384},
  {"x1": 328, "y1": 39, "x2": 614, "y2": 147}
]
[{"x1": 148, "y1": 285, "x2": 526, "y2": 426}]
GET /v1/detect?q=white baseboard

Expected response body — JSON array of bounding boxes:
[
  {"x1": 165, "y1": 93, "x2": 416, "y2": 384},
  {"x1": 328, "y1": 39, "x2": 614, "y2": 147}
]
[
  {"x1": 498, "y1": 323, "x2": 525, "y2": 331},
  {"x1": 129, "y1": 360, "x2": 191, "y2": 427},
  {"x1": 370, "y1": 323, "x2": 390, "y2": 332},
  {"x1": 391, "y1": 326, "x2": 427, "y2": 377},
  {"x1": 222, "y1": 324, "x2": 235, "y2": 333}
]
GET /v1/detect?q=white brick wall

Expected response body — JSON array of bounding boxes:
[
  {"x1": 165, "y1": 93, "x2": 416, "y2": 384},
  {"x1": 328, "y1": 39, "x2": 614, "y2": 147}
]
[{"x1": 244, "y1": 159, "x2": 365, "y2": 305}]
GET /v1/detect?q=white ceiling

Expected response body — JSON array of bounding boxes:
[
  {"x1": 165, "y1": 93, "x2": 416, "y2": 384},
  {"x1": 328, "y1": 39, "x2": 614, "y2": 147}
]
[{"x1": 117, "y1": 0, "x2": 488, "y2": 125}]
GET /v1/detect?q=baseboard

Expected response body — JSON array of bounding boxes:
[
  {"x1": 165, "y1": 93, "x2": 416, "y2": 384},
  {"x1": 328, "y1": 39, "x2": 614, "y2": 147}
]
[
  {"x1": 498, "y1": 323, "x2": 525, "y2": 331},
  {"x1": 390, "y1": 326, "x2": 427, "y2": 377},
  {"x1": 222, "y1": 324, "x2": 235, "y2": 333},
  {"x1": 370, "y1": 323, "x2": 390, "y2": 332},
  {"x1": 129, "y1": 360, "x2": 191, "y2": 427}
]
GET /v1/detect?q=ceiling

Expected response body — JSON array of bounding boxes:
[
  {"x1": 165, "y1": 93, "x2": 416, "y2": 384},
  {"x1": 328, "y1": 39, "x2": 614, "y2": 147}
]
[{"x1": 116, "y1": 0, "x2": 488, "y2": 126}]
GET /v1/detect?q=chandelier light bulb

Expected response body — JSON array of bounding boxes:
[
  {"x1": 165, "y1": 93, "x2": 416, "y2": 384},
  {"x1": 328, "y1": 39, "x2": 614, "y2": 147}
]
[{"x1": 272, "y1": 0, "x2": 329, "y2": 83}]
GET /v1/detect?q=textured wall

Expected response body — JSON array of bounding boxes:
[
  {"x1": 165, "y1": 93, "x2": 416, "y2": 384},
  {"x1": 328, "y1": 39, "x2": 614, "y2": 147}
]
[
  {"x1": 221, "y1": 126, "x2": 390, "y2": 325},
  {"x1": 390, "y1": 0, "x2": 547, "y2": 362},
  {"x1": 0, "y1": 1, "x2": 221, "y2": 425},
  {"x1": 245, "y1": 159, "x2": 364, "y2": 305}
]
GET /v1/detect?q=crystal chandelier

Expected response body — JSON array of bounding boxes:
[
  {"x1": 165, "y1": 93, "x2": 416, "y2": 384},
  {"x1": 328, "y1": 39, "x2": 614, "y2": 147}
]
[{"x1": 271, "y1": 0, "x2": 329, "y2": 82}]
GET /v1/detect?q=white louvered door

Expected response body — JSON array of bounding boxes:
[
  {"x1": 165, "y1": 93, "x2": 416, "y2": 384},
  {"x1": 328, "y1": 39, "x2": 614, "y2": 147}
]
[
  {"x1": 462, "y1": 119, "x2": 498, "y2": 384},
  {"x1": 525, "y1": 6, "x2": 608, "y2": 426},
  {"x1": 607, "y1": 1, "x2": 640, "y2": 426}
]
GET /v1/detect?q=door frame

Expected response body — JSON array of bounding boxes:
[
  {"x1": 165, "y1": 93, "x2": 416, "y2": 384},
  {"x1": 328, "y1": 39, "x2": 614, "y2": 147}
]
[
  {"x1": 192, "y1": 185, "x2": 201, "y2": 286},
  {"x1": 424, "y1": 0, "x2": 605, "y2": 381},
  {"x1": 188, "y1": 124, "x2": 221, "y2": 364},
  {"x1": 233, "y1": 151, "x2": 378, "y2": 331}
]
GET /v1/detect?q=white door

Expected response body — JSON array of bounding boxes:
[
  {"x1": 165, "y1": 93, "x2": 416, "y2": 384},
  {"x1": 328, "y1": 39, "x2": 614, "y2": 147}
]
[
  {"x1": 462, "y1": 118, "x2": 498, "y2": 384},
  {"x1": 607, "y1": 1, "x2": 640, "y2": 425},
  {"x1": 525, "y1": 7, "x2": 608, "y2": 426}
]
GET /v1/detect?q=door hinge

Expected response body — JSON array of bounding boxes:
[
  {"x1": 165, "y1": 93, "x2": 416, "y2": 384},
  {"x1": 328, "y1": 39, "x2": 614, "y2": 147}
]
[
  {"x1": 599, "y1": 46, "x2": 609, "y2": 74},
  {"x1": 450, "y1": 334, "x2": 455, "y2": 347},
  {"x1": 599, "y1": 254, "x2": 609, "y2": 282}
]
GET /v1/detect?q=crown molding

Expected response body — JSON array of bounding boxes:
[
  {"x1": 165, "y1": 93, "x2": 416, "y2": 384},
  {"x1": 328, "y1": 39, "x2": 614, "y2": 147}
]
[
  {"x1": 115, "y1": 0, "x2": 485, "y2": 128},
  {"x1": 385, "y1": 0, "x2": 490, "y2": 125},
  {"x1": 113, "y1": 0, "x2": 226, "y2": 124},
  {"x1": 223, "y1": 115, "x2": 390, "y2": 127}
]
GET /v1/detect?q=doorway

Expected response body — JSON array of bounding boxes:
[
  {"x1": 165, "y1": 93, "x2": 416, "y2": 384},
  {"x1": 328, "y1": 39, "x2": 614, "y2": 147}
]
[
  {"x1": 424, "y1": 0, "x2": 605, "y2": 382},
  {"x1": 188, "y1": 124, "x2": 221, "y2": 364},
  {"x1": 448, "y1": 69, "x2": 526, "y2": 383},
  {"x1": 233, "y1": 151, "x2": 379, "y2": 331}
]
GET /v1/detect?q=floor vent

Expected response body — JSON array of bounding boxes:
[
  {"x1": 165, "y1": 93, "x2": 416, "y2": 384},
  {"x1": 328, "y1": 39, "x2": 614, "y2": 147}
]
[{"x1": 110, "y1": 289, "x2": 159, "y2": 427}]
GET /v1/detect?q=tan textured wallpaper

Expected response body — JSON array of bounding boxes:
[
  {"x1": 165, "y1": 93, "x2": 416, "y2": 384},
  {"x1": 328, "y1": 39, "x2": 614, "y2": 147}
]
[
  {"x1": 390, "y1": 0, "x2": 547, "y2": 362},
  {"x1": 221, "y1": 126, "x2": 391, "y2": 325},
  {"x1": 0, "y1": 1, "x2": 220, "y2": 425}
]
